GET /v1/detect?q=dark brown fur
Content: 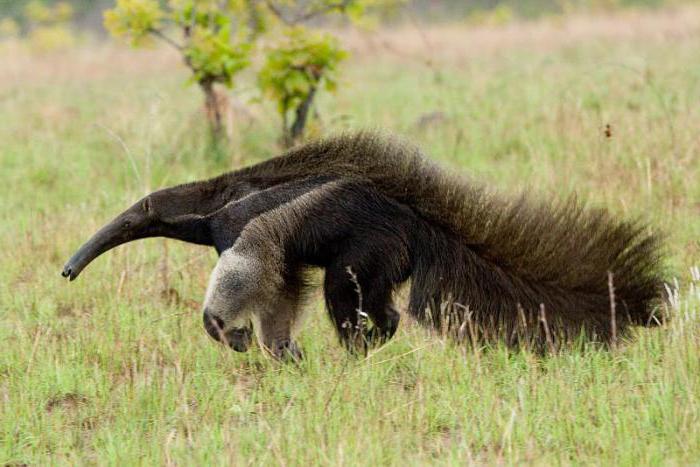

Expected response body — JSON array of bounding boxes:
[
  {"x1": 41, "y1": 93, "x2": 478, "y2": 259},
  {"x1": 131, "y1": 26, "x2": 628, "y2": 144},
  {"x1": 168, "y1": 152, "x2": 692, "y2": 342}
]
[{"x1": 231, "y1": 132, "x2": 666, "y2": 343}]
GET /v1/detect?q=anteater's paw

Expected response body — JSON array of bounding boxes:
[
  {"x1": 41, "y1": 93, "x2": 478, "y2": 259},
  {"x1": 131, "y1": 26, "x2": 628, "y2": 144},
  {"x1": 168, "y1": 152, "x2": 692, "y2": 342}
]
[
  {"x1": 271, "y1": 339, "x2": 304, "y2": 363},
  {"x1": 364, "y1": 305, "x2": 401, "y2": 350},
  {"x1": 361, "y1": 311, "x2": 400, "y2": 351}
]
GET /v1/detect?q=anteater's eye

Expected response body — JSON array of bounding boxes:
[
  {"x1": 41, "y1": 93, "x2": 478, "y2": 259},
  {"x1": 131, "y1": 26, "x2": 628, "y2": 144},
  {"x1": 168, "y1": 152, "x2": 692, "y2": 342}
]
[{"x1": 123, "y1": 220, "x2": 132, "y2": 228}]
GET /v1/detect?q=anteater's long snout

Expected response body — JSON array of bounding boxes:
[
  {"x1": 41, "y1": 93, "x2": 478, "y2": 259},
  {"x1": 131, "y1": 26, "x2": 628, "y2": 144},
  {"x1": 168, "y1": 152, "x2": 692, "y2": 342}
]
[
  {"x1": 61, "y1": 235, "x2": 108, "y2": 281},
  {"x1": 60, "y1": 214, "x2": 135, "y2": 281}
]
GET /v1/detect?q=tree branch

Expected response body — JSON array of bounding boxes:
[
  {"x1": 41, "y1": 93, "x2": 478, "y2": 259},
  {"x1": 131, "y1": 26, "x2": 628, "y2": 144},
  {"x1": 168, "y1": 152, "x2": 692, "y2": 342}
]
[
  {"x1": 264, "y1": 0, "x2": 293, "y2": 25},
  {"x1": 148, "y1": 28, "x2": 184, "y2": 51},
  {"x1": 295, "y1": 0, "x2": 353, "y2": 23},
  {"x1": 290, "y1": 84, "x2": 317, "y2": 141},
  {"x1": 265, "y1": 0, "x2": 353, "y2": 25}
]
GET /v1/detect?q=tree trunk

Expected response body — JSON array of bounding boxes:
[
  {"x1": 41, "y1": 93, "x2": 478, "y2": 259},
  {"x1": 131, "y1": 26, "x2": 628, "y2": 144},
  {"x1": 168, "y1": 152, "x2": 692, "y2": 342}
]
[
  {"x1": 287, "y1": 85, "x2": 317, "y2": 147},
  {"x1": 200, "y1": 80, "x2": 225, "y2": 140}
]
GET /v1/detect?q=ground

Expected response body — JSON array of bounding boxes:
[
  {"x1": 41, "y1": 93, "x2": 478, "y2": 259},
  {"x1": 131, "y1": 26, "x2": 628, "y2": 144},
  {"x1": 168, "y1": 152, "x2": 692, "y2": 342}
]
[{"x1": 1, "y1": 7, "x2": 699, "y2": 465}]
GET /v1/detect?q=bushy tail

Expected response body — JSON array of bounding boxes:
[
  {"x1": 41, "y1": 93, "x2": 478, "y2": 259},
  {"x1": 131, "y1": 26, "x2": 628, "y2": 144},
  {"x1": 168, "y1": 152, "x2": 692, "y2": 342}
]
[{"x1": 408, "y1": 196, "x2": 666, "y2": 348}]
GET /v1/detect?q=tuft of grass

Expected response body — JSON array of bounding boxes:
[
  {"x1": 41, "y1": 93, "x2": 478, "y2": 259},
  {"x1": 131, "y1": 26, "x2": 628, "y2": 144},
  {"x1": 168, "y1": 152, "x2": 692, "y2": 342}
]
[{"x1": 1, "y1": 8, "x2": 699, "y2": 465}]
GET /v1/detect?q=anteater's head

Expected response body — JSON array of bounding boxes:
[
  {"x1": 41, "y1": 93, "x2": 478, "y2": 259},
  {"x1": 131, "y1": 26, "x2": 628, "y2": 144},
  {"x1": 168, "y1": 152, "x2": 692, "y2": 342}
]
[{"x1": 61, "y1": 185, "x2": 216, "y2": 281}]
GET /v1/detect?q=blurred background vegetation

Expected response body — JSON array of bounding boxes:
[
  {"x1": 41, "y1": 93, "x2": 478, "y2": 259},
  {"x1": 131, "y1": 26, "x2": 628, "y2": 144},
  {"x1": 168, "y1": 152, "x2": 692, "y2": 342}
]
[
  {"x1": 0, "y1": 0, "x2": 691, "y2": 31},
  {"x1": 0, "y1": 0, "x2": 692, "y2": 147}
]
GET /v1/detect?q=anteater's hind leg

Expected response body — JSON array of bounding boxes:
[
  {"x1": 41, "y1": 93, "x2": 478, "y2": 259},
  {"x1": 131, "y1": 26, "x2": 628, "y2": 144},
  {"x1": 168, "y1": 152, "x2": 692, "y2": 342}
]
[{"x1": 324, "y1": 249, "x2": 403, "y2": 353}]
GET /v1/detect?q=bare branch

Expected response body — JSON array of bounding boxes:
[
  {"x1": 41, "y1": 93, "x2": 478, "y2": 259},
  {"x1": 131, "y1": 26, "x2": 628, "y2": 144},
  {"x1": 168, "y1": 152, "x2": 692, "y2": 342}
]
[
  {"x1": 148, "y1": 28, "x2": 184, "y2": 51},
  {"x1": 265, "y1": 0, "x2": 353, "y2": 25},
  {"x1": 608, "y1": 272, "x2": 618, "y2": 348},
  {"x1": 264, "y1": 0, "x2": 293, "y2": 25},
  {"x1": 295, "y1": 0, "x2": 353, "y2": 23}
]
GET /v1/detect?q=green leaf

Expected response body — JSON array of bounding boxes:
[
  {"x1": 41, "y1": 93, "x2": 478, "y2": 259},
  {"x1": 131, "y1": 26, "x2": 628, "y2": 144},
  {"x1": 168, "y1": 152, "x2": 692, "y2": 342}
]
[
  {"x1": 258, "y1": 26, "x2": 347, "y2": 115},
  {"x1": 103, "y1": 0, "x2": 164, "y2": 46}
]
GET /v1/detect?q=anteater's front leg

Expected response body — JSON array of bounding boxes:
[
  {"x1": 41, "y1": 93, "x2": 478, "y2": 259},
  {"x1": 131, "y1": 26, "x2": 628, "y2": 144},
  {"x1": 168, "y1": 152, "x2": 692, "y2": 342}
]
[
  {"x1": 256, "y1": 266, "x2": 307, "y2": 362},
  {"x1": 258, "y1": 306, "x2": 304, "y2": 362},
  {"x1": 202, "y1": 228, "x2": 308, "y2": 361}
]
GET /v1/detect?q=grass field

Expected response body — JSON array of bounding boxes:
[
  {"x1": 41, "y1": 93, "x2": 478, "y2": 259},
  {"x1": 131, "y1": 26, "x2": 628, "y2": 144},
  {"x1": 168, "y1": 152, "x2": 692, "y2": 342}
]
[{"x1": 1, "y1": 7, "x2": 699, "y2": 465}]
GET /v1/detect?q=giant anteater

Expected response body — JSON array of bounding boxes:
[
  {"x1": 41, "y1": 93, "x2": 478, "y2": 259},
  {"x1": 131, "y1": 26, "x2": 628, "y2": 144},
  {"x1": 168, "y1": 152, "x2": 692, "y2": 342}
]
[{"x1": 62, "y1": 132, "x2": 666, "y2": 358}]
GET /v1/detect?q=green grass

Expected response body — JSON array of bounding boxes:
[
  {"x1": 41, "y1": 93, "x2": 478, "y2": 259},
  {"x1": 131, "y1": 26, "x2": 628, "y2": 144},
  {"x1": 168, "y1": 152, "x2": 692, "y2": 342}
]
[{"x1": 1, "y1": 11, "x2": 699, "y2": 465}]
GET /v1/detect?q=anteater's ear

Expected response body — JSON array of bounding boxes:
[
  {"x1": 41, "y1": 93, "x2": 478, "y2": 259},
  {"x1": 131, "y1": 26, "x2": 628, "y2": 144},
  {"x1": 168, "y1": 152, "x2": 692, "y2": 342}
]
[{"x1": 141, "y1": 197, "x2": 152, "y2": 213}]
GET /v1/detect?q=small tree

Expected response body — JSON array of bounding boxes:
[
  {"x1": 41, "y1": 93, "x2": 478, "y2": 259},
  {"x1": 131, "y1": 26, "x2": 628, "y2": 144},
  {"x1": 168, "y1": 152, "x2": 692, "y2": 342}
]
[
  {"x1": 105, "y1": 0, "x2": 252, "y2": 140},
  {"x1": 259, "y1": 27, "x2": 346, "y2": 147},
  {"x1": 104, "y1": 0, "x2": 403, "y2": 145}
]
